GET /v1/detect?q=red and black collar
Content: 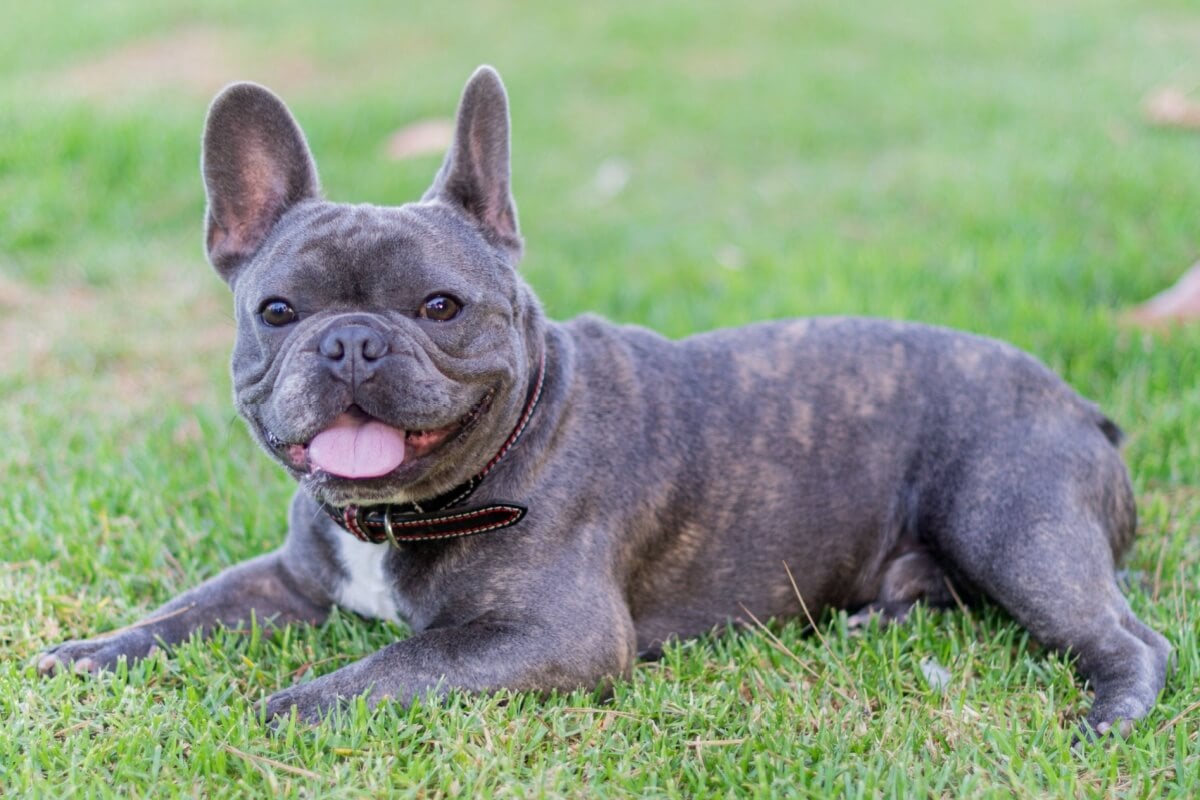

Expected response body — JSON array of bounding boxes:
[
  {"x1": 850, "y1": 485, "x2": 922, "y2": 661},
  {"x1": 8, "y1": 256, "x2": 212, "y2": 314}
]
[{"x1": 319, "y1": 354, "x2": 545, "y2": 547}]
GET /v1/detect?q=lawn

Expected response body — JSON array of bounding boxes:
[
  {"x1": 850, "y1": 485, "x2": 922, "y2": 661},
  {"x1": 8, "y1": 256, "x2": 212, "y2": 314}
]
[{"x1": 2, "y1": 0, "x2": 1199, "y2": 796}]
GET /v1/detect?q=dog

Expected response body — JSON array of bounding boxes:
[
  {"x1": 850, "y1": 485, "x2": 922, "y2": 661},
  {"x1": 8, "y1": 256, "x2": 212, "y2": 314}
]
[{"x1": 39, "y1": 66, "x2": 1169, "y2": 737}]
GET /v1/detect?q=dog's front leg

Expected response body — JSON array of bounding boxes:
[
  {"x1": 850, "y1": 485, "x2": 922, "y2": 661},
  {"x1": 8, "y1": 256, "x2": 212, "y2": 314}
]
[
  {"x1": 263, "y1": 607, "x2": 637, "y2": 724},
  {"x1": 37, "y1": 550, "x2": 332, "y2": 676}
]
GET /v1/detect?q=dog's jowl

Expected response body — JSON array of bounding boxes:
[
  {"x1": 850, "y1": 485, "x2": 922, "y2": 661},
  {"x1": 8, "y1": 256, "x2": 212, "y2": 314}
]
[{"x1": 39, "y1": 67, "x2": 1169, "y2": 736}]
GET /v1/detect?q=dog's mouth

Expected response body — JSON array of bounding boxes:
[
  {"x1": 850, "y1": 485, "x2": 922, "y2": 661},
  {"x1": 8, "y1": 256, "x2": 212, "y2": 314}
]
[{"x1": 266, "y1": 392, "x2": 493, "y2": 480}]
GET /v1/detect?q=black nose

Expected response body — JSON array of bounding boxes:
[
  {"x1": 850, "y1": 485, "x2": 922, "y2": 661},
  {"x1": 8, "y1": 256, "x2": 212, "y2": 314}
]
[{"x1": 318, "y1": 325, "x2": 389, "y2": 382}]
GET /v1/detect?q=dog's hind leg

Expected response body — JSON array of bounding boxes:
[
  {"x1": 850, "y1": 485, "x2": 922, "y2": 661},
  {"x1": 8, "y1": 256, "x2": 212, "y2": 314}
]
[{"x1": 933, "y1": 430, "x2": 1170, "y2": 737}]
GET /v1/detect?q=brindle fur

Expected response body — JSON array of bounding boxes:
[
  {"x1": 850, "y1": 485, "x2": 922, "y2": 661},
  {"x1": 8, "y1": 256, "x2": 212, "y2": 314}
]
[{"x1": 39, "y1": 67, "x2": 1169, "y2": 737}]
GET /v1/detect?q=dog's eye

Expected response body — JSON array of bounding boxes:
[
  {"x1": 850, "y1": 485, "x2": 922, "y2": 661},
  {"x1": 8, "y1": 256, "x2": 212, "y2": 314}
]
[
  {"x1": 419, "y1": 294, "x2": 462, "y2": 322},
  {"x1": 259, "y1": 299, "x2": 298, "y2": 327}
]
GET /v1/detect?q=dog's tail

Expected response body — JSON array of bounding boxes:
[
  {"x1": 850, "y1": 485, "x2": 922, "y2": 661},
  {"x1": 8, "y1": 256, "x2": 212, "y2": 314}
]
[{"x1": 1097, "y1": 415, "x2": 1124, "y2": 447}]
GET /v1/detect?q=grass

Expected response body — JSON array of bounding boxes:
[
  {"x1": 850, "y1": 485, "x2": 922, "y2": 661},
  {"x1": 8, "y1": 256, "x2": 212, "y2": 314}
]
[{"x1": 2, "y1": 0, "x2": 1199, "y2": 795}]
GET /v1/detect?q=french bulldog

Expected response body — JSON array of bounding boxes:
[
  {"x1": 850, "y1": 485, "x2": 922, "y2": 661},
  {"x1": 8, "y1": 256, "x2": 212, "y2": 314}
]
[{"x1": 39, "y1": 66, "x2": 1169, "y2": 737}]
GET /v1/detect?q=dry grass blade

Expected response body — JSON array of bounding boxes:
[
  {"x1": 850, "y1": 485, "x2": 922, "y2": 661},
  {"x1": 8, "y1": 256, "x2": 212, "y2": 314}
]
[
  {"x1": 782, "y1": 561, "x2": 863, "y2": 702},
  {"x1": 1155, "y1": 698, "x2": 1200, "y2": 735},
  {"x1": 687, "y1": 738, "x2": 747, "y2": 749},
  {"x1": 219, "y1": 744, "x2": 328, "y2": 782},
  {"x1": 562, "y1": 706, "x2": 660, "y2": 735},
  {"x1": 736, "y1": 601, "x2": 856, "y2": 708}
]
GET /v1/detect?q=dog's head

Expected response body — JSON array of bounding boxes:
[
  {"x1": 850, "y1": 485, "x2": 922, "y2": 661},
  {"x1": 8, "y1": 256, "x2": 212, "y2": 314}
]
[{"x1": 201, "y1": 67, "x2": 542, "y2": 507}]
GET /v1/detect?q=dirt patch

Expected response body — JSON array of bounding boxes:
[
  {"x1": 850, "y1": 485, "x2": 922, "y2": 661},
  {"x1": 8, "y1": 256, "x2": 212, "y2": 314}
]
[
  {"x1": 54, "y1": 25, "x2": 318, "y2": 100},
  {"x1": 385, "y1": 119, "x2": 455, "y2": 161},
  {"x1": 0, "y1": 269, "x2": 234, "y2": 413},
  {"x1": 0, "y1": 272, "x2": 35, "y2": 308},
  {"x1": 676, "y1": 47, "x2": 753, "y2": 81}
]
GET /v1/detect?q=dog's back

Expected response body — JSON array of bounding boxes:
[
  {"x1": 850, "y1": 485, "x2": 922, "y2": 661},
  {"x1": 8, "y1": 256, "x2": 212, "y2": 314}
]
[{"x1": 550, "y1": 315, "x2": 1137, "y2": 656}]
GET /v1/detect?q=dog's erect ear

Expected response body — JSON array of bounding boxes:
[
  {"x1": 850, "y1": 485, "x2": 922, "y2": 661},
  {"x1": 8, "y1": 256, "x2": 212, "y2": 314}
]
[
  {"x1": 202, "y1": 83, "x2": 320, "y2": 282},
  {"x1": 423, "y1": 66, "x2": 522, "y2": 260}
]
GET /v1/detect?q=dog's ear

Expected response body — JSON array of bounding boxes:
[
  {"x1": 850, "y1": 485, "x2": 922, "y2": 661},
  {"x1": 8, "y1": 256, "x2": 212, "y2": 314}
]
[
  {"x1": 423, "y1": 66, "x2": 522, "y2": 260},
  {"x1": 202, "y1": 83, "x2": 320, "y2": 283}
]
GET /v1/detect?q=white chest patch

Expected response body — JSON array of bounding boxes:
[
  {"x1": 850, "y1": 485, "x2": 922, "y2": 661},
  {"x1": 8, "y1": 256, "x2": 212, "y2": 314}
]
[{"x1": 332, "y1": 534, "x2": 401, "y2": 623}]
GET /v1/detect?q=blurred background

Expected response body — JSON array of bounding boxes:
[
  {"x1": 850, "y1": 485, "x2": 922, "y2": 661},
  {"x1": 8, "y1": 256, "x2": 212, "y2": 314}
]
[
  {"x1": 4, "y1": 0, "x2": 1200, "y2": 614},
  {"x1": 5, "y1": 1, "x2": 1200, "y2": 403}
]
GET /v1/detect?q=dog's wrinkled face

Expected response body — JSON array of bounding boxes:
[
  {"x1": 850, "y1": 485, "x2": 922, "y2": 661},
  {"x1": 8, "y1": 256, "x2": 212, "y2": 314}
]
[
  {"x1": 226, "y1": 202, "x2": 529, "y2": 507},
  {"x1": 201, "y1": 68, "x2": 538, "y2": 506}
]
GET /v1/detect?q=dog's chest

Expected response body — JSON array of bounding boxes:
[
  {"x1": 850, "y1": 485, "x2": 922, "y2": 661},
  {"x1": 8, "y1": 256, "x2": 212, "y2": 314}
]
[{"x1": 331, "y1": 534, "x2": 406, "y2": 623}]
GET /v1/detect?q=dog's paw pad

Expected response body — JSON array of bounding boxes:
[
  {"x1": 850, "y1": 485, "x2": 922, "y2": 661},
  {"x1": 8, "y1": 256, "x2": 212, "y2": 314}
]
[
  {"x1": 1095, "y1": 719, "x2": 1134, "y2": 739},
  {"x1": 36, "y1": 650, "x2": 101, "y2": 677},
  {"x1": 36, "y1": 653, "x2": 63, "y2": 676},
  {"x1": 72, "y1": 657, "x2": 98, "y2": 675}
]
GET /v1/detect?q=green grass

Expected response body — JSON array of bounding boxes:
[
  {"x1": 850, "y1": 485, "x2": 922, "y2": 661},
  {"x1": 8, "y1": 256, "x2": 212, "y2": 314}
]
[{"x1": 3, "y1": 0, "x2": 1200, "y2": 796}]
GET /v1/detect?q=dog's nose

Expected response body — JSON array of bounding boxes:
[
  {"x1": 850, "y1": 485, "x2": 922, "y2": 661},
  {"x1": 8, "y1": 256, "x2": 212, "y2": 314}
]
[{"x1": 318, "y1": 325, "x2": 389, "y2": 382}]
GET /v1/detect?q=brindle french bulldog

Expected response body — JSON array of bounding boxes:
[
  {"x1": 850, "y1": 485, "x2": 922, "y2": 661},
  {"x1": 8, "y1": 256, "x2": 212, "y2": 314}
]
[{"x1": 39, "y1": 66, "x2": 1169, "y2": 737}]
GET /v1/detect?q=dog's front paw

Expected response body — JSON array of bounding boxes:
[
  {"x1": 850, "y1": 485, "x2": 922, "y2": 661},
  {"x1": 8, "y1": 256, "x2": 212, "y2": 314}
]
[
  {"x1": 36, "y1": 630, "x2": 158, "y2": 677},
  {"x1": 262, "y1": 680, "x2": 348, "y2": 726}
]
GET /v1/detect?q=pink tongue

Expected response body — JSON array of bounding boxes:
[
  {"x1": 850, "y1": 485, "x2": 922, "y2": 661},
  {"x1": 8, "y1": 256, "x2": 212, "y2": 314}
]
[{"x1": 308, "y1": 414, "x2": 406, "y2": 479}]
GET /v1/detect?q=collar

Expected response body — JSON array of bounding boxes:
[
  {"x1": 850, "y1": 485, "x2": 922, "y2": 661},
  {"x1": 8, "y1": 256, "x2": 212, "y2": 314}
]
[{"x1": 319, "y1": 354, "x2": 545, "y2": 547}]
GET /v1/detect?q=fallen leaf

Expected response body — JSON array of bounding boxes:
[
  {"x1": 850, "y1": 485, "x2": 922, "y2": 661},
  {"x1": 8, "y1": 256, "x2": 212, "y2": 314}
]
[
  {"x1": 1124, "y1": 260, "x2": 1200, "y2": 328},
  {"x1": 1144, "y1": 87, "x2": 1200, "y2": 131},
  {"x1": 385, "y1": 119, "x2": 454, "y2": 160},
  {"x1": 920, "y1": 656, "x2": 952, "y2": 693}
]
